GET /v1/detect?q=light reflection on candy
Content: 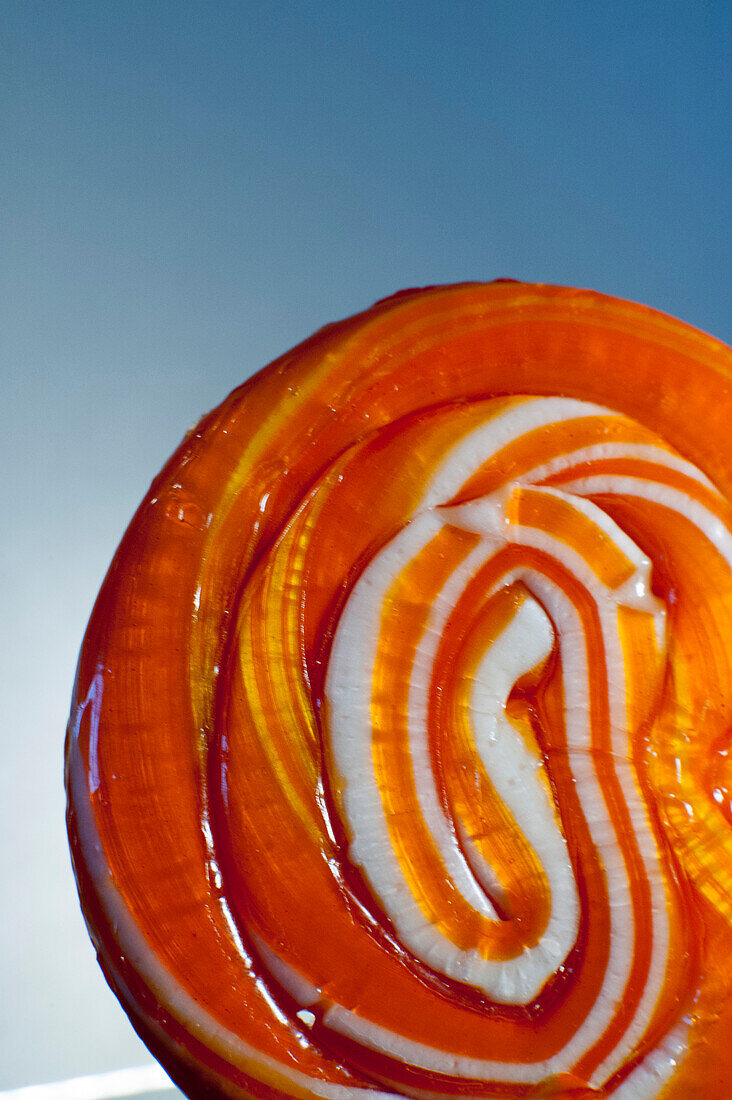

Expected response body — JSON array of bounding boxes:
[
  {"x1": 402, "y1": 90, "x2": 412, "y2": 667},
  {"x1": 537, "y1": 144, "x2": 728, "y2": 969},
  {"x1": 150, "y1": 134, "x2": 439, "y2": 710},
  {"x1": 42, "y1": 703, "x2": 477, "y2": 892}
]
[{"x1": 67, "y1": 283, "x2": 732, "y2": 1099}]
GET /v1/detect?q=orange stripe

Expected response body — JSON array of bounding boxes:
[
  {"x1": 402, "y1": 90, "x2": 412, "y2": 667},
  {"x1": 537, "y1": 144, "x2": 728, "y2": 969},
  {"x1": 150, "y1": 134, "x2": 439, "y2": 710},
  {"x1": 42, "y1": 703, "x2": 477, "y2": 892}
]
[
  {"x1": 240, "y1": 501, "x2": 324, "y2": 837},
  {"x1": 587, "y1": 493, "x2": 732, "y2": 923},
  {"x1": 371, "y1": 525, "x2": 518, "y2": 955},
  {"x1": 509, "y1": 486, "x2": 636, "y2": 589},
  {"x1": 541, "y1": 455, "x2": 732, "y2": 525},
  {"x1": 448, "y1": 415, "x2": 659, "y2": 504},
  {"x1": 430, "y1": 581, "x2": 552, "y2": 946}
]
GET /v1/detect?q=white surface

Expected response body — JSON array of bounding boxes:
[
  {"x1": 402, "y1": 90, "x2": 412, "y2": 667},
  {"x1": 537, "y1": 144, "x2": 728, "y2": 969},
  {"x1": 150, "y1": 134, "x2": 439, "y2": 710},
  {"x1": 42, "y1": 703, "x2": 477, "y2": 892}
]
[{"x1": 0, "y1": 1065, "x2": 175, "y2": 1099}]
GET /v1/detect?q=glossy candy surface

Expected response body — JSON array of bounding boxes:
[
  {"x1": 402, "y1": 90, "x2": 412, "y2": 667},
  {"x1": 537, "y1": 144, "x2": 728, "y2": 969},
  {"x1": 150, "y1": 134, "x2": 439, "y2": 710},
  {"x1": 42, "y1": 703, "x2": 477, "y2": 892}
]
[{"x1": 67, "y1": 283, "x2": 732, "y2": 1099}]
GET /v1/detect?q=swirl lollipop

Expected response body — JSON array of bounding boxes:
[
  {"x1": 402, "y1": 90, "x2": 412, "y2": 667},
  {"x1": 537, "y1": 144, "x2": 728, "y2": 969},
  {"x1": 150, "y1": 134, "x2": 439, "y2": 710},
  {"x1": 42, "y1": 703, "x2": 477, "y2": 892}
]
[{"x1": 66, "y1": 282, "x2": 732, "y2": 1099}]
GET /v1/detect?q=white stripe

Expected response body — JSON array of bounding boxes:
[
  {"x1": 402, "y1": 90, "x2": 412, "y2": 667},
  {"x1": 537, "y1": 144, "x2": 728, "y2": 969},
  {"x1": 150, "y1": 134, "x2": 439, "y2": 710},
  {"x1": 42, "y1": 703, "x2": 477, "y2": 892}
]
[
  {"x1": 323, "y1": 405, "x2": 688, "y2": 1086},
  {"x1": 322, "y1": 557, "x2": 663, "y2": 1084},
  {"x1": 523, "y1": 441, "x2": 718, "y2": 493},
  {"x1": 326, "y1": 515, "x2": 580, "y2": 1004},
  {"x1": 422, "y1": 397, "x2": 618, "y2": 507},
  {"x1": 560, "y1": 476, "x2": 732, "y2": 564}
]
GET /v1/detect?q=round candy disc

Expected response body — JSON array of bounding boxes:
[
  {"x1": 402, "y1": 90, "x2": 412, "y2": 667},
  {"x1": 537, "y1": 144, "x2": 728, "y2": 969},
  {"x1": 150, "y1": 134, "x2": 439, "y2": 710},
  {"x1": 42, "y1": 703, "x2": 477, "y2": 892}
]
[{"x1": 67, "y1": 282, "x2": 732, "y2": 1099}]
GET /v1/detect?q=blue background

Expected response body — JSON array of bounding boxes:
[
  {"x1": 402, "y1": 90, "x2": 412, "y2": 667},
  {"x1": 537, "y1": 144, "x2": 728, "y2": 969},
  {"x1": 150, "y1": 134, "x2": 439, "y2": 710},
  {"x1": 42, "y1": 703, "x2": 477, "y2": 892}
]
[{"x1": 1, "y1": 1, "x2": 729, "y2": 1090}]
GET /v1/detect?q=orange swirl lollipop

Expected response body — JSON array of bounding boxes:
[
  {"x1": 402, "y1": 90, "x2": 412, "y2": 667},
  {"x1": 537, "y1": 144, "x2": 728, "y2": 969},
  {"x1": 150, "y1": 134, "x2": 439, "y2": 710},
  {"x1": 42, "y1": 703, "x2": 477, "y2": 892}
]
[{"x1": 66, "y1": 282, "x2": 732, "y2": 1099}]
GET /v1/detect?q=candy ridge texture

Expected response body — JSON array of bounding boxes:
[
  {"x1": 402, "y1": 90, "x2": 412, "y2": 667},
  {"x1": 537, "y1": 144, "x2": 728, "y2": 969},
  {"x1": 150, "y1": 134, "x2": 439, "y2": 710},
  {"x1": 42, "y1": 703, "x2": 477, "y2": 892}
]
[{"x1": 67, "y1": 282, "x2": 732, "y2": 1099}]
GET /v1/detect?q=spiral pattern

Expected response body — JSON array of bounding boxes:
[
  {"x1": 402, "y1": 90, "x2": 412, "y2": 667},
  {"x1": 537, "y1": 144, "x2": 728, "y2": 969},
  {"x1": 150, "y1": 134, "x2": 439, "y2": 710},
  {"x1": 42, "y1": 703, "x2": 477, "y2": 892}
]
[{"x1": 67, "y1": 283, "x2": 732, "y2": 1099}]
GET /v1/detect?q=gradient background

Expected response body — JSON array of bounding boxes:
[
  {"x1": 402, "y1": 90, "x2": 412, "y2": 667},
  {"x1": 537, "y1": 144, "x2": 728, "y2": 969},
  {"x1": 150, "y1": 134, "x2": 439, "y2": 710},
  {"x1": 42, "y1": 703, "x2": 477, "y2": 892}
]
[{"x1": 2, "y1": 1, "x2": 730, "y2": 1093}]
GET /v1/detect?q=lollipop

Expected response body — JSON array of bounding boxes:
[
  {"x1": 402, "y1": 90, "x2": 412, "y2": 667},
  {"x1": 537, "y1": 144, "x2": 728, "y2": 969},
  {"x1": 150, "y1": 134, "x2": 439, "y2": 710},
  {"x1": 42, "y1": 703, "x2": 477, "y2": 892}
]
[{"x1": 66, "y1": 282, "x2": 732, "y2": 1099}]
